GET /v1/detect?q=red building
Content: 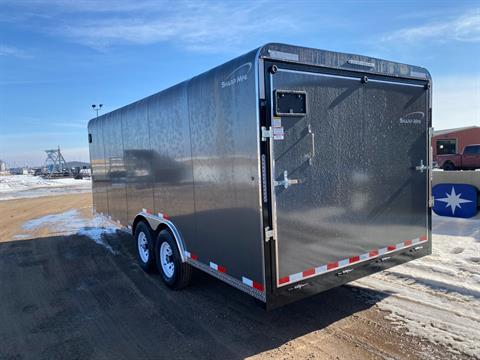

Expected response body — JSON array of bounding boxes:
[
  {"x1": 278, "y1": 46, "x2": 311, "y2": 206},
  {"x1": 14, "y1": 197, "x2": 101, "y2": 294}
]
[{"x1": 432, "y1": 126, "x2": 480, "y2": 157}]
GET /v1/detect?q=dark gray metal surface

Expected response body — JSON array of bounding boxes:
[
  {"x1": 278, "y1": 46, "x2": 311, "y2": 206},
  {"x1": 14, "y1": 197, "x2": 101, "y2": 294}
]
[
  {"x1": 121, "y1": 100, "x2": 155, "y2": 222},
  {"x1": 270, "y1": 67, "x2": 428, "y2": 282},
  {"x1": 187, "y1": 50, "x2": 264, "y2": 284},
  {"x1": 259, "y1": 43, "x2": 431, "y2": 81},
  {"x1": 87, "y1": 49, "x2": 265, "y2": 287},
  {"x1": 103, "y1": 112, "x2": 128, "y2": 225},
  {"x1": 147, "y1": 83, "x2": 196, "y2": 245},
  {"x1": 88, "y1": 118, "x2": 109, "y2": 216}
]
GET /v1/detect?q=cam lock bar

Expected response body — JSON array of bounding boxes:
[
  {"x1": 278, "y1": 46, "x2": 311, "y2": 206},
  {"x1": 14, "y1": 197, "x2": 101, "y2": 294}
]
[{"x1": 274, "y1": 170, "x2": 299, "y2": 189}]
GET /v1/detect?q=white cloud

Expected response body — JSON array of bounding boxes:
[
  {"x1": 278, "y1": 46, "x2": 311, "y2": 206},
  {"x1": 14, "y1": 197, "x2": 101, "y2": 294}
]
[
  {"x1": 1, "y1": 0, "x2": 308, "y2": 52},
  {"x1": 433, "y1": 75, "x2": 480, "y2": 130},
  {"x1": 382, "y1": 10, "x2": 480, "y2": 44},
  {"x1": 0, "y1": 45, "x2": 30, "y2": 58}
]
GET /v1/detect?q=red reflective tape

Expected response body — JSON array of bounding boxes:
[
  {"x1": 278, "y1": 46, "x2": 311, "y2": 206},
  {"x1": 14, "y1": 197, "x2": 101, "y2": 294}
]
[
  {"x1": 404, "y1": 239, "x2": 412, "y2": 246},
  {"x1": 349, "y1": 256, "x2": 360, "y2": 263},
  {"x1": 279, "y1": 276, "x2": 289, "y2": 285},
  {"x1": 146, "y1": 209, "x2": 152, "y2": 214},
  {"x1": 191, "y1": 254, "x2": 198, "y2": 260},
  {"x1": 253, "y1": 281, "x2": 264, "y2": 292},
  {"x1": 420, "y1": 235, "x2": 427, "y2": 241},
  {"x1": 163, "y1": 213, "x2": 170, "y2": 220},
  {"x1": 369, "y1": 249, "x2": 379, "y2": 257},
  {"x1": 302, "y1": 268, "x2": 315, "y2": 277},
  {"x1": 327, "y1": 261, "x2": 338, "y2": 270},
  {"x1": 387, "y1": 245, "x2": 396, "y2": 251},
  {"x1": 218, "y1": 265, "x2": 226, "y2": 273}
]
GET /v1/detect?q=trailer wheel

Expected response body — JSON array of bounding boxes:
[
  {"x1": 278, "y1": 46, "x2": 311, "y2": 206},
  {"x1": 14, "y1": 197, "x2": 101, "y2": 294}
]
[
  {"x1": 443, "y1": 162, "x2": 455, "y2": 171},
  {"x1": 134, "y1": 221, "x2": 156, "y2": 273},
  {"x1": 156, "y1": 229, "x2": 191, "y2": 289}
]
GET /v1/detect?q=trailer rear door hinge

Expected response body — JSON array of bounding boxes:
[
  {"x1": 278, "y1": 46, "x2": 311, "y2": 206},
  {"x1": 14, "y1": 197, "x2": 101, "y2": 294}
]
[
  {"x1": 262, "y1": 126, "x2": 284, "y2": 141},
  {"x1": 261, "y1": 126, "x2": 272, "y2": 141},
  {"x1": 264, "y1": 227, "x2": 274, "y2": 242}
]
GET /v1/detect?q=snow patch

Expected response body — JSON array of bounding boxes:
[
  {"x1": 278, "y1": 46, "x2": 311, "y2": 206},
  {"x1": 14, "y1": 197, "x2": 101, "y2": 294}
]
[
  {"x1": 354, "y1": 214, "x2": 480, "y2": 358},
  {"x1": 0, "y1": 175, "x2": 91, "y2": 200},
  {"x1": 20, "y1": 209, "x2": 120, "y2": 254}
]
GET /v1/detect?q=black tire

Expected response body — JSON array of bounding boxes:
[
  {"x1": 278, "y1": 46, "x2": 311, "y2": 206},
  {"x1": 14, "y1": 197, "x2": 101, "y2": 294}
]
[
  {"x1": 134, "y1": 221, "x2": 156, "y2": 273},
  {"x1": 155, "y1": 229, "x2": 191, "y2": 289},
  {"x1": 443, "y1": 162, "x2": 455, "y2": 171}
]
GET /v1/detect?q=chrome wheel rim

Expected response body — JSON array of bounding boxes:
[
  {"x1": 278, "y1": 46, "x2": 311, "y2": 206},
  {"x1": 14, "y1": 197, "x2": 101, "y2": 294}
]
[
  {"x1": 137, "y1": 232, "x2": 149, "y2": 263},
  {"x1": 160, "y1": 242, "x2": 175, "y2": 278}
]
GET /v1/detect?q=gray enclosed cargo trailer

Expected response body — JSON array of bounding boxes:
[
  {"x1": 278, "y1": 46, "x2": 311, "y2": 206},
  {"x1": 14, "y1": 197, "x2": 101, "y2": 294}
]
[{"x1": 88, "y1": 43, "x2": 432, "y2": 309}]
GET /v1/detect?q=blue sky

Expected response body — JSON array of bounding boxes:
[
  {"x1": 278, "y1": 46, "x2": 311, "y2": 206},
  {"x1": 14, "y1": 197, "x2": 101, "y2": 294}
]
[{"x1": 0, "y1": 0, "x2": 479, "y2": 166}]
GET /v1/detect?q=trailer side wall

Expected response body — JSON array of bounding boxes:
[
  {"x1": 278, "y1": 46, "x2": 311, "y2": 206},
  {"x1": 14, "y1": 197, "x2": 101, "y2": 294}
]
[{"x1": 88, "y1": 49, "x2": 265, "y2": 289}]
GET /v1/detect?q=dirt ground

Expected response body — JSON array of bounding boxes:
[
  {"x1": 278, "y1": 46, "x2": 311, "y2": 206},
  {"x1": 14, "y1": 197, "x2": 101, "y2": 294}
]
[{"x1": 0, "y1": 193, "x2": 460, "y2": 360}]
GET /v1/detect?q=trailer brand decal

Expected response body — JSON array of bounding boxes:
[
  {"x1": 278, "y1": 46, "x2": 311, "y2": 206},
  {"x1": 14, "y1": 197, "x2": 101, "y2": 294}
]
[
  {"x1": 220, "y1": 62, "x2": 252, "y2": 89},
  {"x1": 278, "y1": 235, "x2": 428, "y2": 286},
  {"x1": 399, "y1": 111, "x2": 424, "y2": 124}
]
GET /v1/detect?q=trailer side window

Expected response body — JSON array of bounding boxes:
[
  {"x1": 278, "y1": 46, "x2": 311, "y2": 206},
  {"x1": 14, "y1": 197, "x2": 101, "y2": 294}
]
[{"x1": 436, "y1": 139, "x2": 456, "y2": 155}]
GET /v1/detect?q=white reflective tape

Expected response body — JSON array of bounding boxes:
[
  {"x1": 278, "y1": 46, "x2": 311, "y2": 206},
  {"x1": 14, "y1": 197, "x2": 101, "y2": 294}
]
[
  {"x1": 184, "y1": 251, "x2": 191, "y2": 258},
  {"x1": 127, "y1": 225, "x2": 132, "y2": 229},
  {"x1": 142, "y1": 208, "x2": 147, "y2": 213},
  {"x1": 315, "y1": 265, "x2": 327, "y2": 274},
  {"x1": 338, "y1": 259, "x2": 350, "y2": 267},
  {"x1": 242, "y1": 277, "x2": 253, "y2": 287},
  {"x1": 289, "y1": 272, "x2": 303, "y2": 282},
  {"x1": 396, "y1": 242, "x2": 405, "y2": 249},
  {"x1": 379, "y1": 247, "x2": 387, "y2": 255},
  {"x1": 209, "y1": 262, "x2": 218, "y2": 271},
  {"x1": 412, "y1": 237, "x2": 421, "y2": 244},
  {"x1": 360, "y1": 253, "x2": 369, "y2": 261}
]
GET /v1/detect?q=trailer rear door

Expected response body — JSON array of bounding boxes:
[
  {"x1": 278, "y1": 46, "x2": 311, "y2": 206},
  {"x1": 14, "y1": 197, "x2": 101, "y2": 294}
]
[{"x1": 266, "y1": 65, "x2": 429, "y2": 287}]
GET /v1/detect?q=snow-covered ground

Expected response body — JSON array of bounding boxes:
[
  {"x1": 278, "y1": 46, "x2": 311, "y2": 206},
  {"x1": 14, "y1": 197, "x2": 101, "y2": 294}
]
[
  {"x1": 0, "y1": 175, "x2": 91, "y2": 200},
  {"x1": 355, "y1": 214, "x2": 480, "y2": 358},
  {"x1": 16, "y1": 209, "x2": 120, "y2": 254}
]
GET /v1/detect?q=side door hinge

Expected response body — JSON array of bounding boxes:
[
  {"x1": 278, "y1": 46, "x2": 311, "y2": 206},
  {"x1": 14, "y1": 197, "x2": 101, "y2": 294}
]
[{"x1": 264, "y1": 226, "x2": 274, "y2": 242}]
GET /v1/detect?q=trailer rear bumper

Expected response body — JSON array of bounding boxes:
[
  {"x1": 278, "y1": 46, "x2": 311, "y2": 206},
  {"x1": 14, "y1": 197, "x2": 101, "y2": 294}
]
[{"x1": 265, "y1": 237, "x2": 431, "y2": 310}]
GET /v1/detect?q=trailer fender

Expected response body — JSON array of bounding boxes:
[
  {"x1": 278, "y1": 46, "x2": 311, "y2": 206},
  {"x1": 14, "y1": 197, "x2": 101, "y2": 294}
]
[{"x1": 133, "y1": 211, "x2": 187, "y2": 263}]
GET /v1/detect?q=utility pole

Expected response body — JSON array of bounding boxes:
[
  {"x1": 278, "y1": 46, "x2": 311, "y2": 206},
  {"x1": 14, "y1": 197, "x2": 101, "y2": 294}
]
[{"x1": 91, "y1": 104, "x2": 103, "y2": 118}]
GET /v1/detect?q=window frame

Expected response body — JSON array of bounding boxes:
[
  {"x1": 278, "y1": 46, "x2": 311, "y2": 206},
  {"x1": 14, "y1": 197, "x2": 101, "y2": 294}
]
[{"x1": 436, "y1": 138, "x2": 457, "y2": 155}]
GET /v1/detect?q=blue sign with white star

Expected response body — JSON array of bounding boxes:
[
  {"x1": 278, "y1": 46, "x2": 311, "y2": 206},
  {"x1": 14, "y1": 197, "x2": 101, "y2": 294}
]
[{"x1": 432, "y1": 183, "x2": 478, "y2": 218}]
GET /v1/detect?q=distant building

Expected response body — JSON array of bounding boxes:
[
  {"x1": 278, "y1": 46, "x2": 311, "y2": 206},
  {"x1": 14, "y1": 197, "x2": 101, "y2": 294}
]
[
  {"x1": 432, "y1": 126, "x2": 480, "y2": 157},
  {"x1": 0, "y1": 160, "x2": 5, "y2": 172}
]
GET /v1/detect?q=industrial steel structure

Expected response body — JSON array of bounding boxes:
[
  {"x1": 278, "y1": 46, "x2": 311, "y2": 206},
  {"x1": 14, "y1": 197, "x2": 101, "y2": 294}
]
[
  {"x1": 43, "y1": 146, "x2": 70, "y2": 178},
  {"x1": 88, "y1": 43, "x2": 432, "y2": 309}
]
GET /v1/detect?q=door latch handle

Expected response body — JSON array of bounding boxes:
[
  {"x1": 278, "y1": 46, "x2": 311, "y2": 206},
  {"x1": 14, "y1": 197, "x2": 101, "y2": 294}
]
[
  {"x1": 274, "y1": 170, "x2": 299, "y2": 189},
  {"x1": 308, "y1": 124, "x2": 315, "y2": 158}
]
